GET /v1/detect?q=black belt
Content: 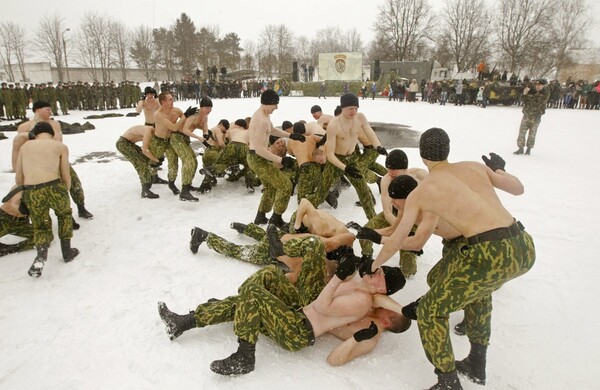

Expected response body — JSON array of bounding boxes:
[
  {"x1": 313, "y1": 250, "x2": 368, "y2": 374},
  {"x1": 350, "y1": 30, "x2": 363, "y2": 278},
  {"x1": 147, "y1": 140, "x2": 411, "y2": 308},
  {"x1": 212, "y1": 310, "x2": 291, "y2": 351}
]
[
  {"x1": 153, "y1": 136, "x2": 169, "y2": 142},
  {"x1": 230, "y1": 141, "x2": 247, "y2": 146},
  {"x1": 363, "y1": 145, "x2": 374, "y2": 149},
  {"x1": 22, "y1": 179, "x2": 61, "y2": 190},
  {"x1": 144, "y1": 122, "x2": 155, "y2": 127},
  {"x1": 300, "y1": 312, "x2": 315, "y2": 346},
  {"x1": 119, "y1": 136, "x2": 134, "y2": 144},
  {"x1": 300, "y1": 161, "x2": 318, "y2": 168},
  {"x1": 442, "y1": 235, "x2": 465, "y2": 246},
  {"x1": 466, "y1": 221, "x2": 525, "y2": 245},
  {"x1": 249, "y1": 150, "x2": 256, "y2": 154}
]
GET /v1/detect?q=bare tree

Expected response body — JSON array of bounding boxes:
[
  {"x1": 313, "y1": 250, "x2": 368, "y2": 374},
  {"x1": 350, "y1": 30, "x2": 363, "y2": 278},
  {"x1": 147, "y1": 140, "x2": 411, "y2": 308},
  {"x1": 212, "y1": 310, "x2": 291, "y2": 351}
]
[
  {"x1": 74, "y1": 26, "x2": 99, "y2": 81},
  {"x1": 241, "y1": 40, "x2": 256, "y2": 70},
  {"x1": 35, "y1": 15, "x2": 67, "y2": 81},
  {"x1": 274, "y1": 25, "x2": 295, "y2": 78},
  {"x1": 153, "y1": 27, "x2": 177, "y2": 81},
  {"x1": 372, "y1": 0, "x2": 434, "y2": 61},
  {"x1": 438, "y1": 0, "x2": 492, "y2": 74},
  {"x1": 111, "y1": 21, "x2": 130, "y2": 81},
  {"x1": 343, "y1": 28, "x2": 364, "y2": 53},
  {"x1": 0, "y1": 23, "x2": 16, "y2": 81},
  {"x1": 294, "y1": 36, "x2": 312, "y2": 67},
  {"x1": 75, "y1": 13, "x2": 114, "y2": 82},
  {"x1": 258, "y1": 25, "x2": 278, "y2": 79},
  {"x1": 0, "y1": 22, "x2": 28, "y2": 81},
  {"x1": 494, "y1": 0, "x2": 557, "y2": 73},
  {"x1": 130, "y1": 25, "x2": 156, "y2": 81}
]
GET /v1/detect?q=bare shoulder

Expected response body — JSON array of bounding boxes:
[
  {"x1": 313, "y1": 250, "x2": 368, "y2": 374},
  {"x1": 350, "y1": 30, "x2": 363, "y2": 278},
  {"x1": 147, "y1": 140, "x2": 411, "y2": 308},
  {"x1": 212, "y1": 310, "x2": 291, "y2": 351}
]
[{"x1": 17, "y1": 120, "x2": 34, "y2": 133}]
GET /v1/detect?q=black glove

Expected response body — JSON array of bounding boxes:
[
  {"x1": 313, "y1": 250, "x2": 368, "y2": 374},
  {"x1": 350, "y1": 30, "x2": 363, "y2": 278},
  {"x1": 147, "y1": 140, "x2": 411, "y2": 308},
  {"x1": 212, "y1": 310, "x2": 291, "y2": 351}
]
[
  {"x1": 18, "y1": 201, "x2": 29, "y2": 216},
  {"x1": 267, "y1": 224, "x2": 284, "y2": 258},
  {"x1": 289, "y1": 133, "x2": 306, "y2": 142},
  {"x1": 184, "y1": 106, "x2": 198, "y2": 118},
  {"x1": 401, "y1": 298, "x2": 420, "y2": 321},
  {"x1": 345, "y1": 221, "x2": 362, "y2": 231},
  {"x1": 335, "y1": 248, "x2": 360, "y2": 280},
  {"x1": 315, "y1": 134, "x2": 327, "y2": 148},
  {"x1": 358, "y1": 255, "x2": 375, "y2": 277},
  {"x1": 376, "y1": 146, "x2": 388, "y2": 155},
  {"x1": 481, "y1": 153, "x2": 505, "y2": 172},
  {"x1": 356, "y1": 227, "x2": 382, "y2": 244},
  {"x1": 344, "y1": 164, "x2": 362, "y2": 179},
  {"x1": 353, "y1": 321, "x2": 378, "y2": 342},
  {"x1": 150, "y1": 156, "x2": 164, "y2": 168},
  {"x1": 409, "y1": 249, "x2": 424, "y2": 256},
  {"x1": 281, "y1": 156, "x2": 296, "y2": 169}
]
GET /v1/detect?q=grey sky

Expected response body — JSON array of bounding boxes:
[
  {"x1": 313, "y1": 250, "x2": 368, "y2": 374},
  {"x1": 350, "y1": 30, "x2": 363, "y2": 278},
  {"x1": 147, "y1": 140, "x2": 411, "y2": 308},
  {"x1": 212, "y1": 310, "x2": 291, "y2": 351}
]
[{"x1": 3, "y1": 0, "x2": 599, "y2": 50}]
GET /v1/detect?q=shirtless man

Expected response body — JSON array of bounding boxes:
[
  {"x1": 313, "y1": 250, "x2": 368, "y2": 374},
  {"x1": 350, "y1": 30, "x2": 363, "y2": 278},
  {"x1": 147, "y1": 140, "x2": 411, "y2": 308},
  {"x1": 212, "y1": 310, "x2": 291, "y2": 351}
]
[
  {"x1": 116, "y1": 125, "x2": 162, "y2": 199},
  {"x1": 158, "y1": 235, "x2": 407, "y2": 375},
  {"x1": 135, "y1": 87, "x2": 160, "y2": 126},
  {"x1": 369, "y1": 128, "x2": 536, "y2": 389},
  {"x1": 0, "y1": 186, "x2": 33, "y2": 256},
  {"x1": 310, "y1": 105, "x2": 334, "y2": 129},
  {"x1": 287, "y1": 122, "x2": 327, "y2": 204},
  {"x1": 356, "y1": 150, "x2": 428, "y2": 276},
  {"x1": 15, "y1": 122, "x2": 79, "y2": 277},
  {"x1": 246, "y1": 89, "x2": 305, "y2": 228},
  {"x1": 150, "y1": 92, "x2": 197, "y2": 196},
  {"x1": 12, "y1": 101, "x2": 93, "y2": 220},
  {"x1": 314, "y1": 93, "x2": 381, "y2": 220},
  {"x1": 171, "y1": 98, "x2": 213, "y2": 201}
]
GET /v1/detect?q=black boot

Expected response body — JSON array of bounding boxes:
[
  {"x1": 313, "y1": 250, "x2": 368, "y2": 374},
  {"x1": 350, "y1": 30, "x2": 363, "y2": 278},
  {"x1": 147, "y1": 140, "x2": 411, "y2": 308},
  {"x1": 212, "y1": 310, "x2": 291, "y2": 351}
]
[
  {"x1": 513, "y1": 147, "x2": 524, "y2": 155},
  {"x1": 269, "y1": 213, "x2": 288, "y2": 230},
  {"x1": 28, "y1": 245, "x2": 49, "y2": 278},
  {"x1": 61, "y1": 239, "x2": 80, "y2": 262},
  {"x1": 189, "y1": 227, "x2": 208, "y2": 254},
  {"x1": 0, "y1": 243, "x2": 21, "y2": 257},
  {"x1": 168, "y1": 181, "x2": 180, "y2": 195},
  {"x1": 153, "y1": 175, "x2": 168, "y2": 185},
  {"x1": 72, "y1": 216, "x2": 80, "y2": 230},
  {"x1": 179, "y1": 185, "x2": 199, "y2": 202},
  {"x1": 157, "y1": 301, "x2": 196, "y2": 340},
  {"x1": 224, "y1": 164, "x2": 244, "y2": 181},
  {"x1": 525, "y1": 147, "x2": 531, "y2": 155},
  {"x1": 141, "y1": 183, "x2": 160, "y2": 199},
  {"x1": 454, "y1": 317, "x2": 466, "y2": 336},
  {"x1": 428, "y1": 370, "x2": 463, "y2": 390},
  {"x1": 197, "y1": 176, "x2": 213, "y2": 194},
  {"x1": 254, "y1": 211, "x2": 268, "y2": 225},
  {"x1": 267, "y1": 224, "x2": 284, "y2": 258},
  {"x1": 210, "y1": 338, "x2": 256, "y2": 376},
  {"x1": 230, "y1": 222, "x2": 247, "y2": 234},
  {"x1": 77, "y1": 204, "x2": 94, "y2": 219},
  {"x1": 325, "y1": 189, "x2": 339, "y2": 209},
  {"x1": 455, "y1": 342, "x2": 487, "y2": 385},
  {"x1": 199, "y1": 167, "x2": 217, "y2": 186}
]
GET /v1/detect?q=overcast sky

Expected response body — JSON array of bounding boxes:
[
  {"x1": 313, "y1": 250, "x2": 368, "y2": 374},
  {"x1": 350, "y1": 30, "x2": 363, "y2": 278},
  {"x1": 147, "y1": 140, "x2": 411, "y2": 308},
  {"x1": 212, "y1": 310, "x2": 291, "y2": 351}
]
[{"x1": 3, "y1": 0, "x2": 600, "y2": 48}]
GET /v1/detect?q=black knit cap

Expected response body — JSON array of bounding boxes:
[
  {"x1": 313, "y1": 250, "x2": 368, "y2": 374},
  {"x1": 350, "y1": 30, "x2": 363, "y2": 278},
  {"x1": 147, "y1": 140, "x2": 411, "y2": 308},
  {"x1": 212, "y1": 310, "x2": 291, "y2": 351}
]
[
  {"x1": 310, "y1": 105, "x2": 322, "y2": 114},
  {"x1": 32, "y1": 101, "x2": 51, "y2": 112},
  {"x1": 382, "y1": 266, "x2": 406, "y2": 295},
  {"x1": 292, "y1": 122, "x2": 306, "y2": 134},
  {"x1": 340, "y1": 93, "x2": 359, "y2": 108},
  {"x1": 144, "y1": 86, "x2": 157, "y2": 97},
  {"x1": 385, "y1": 149, "x2": 409, "y2": 170},
  {"x1": 420, "y1": 127, "x2": 450, "y2": 161},
  {"x1": 200, "y1": 97, "x2": 213, "y2": 107},
  {"x1": 388, "y1": 175, "x2": 418, "y2": 199},
  {"x1": 261, "y1": 89, "x2": 280, "y2": 105},
  {"x1": 281, "y1": 120, "x2": 293, "y2": 130},
  {"x1": 31, "y1": 121, "x2": 55, "y2": 137}
]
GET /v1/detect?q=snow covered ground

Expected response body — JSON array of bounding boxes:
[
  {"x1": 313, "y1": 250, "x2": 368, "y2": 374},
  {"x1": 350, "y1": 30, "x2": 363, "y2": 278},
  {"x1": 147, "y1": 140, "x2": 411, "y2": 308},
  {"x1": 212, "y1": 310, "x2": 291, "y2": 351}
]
[{"x1": 1, "y1": 96, "x2": 598, "y2": 389}]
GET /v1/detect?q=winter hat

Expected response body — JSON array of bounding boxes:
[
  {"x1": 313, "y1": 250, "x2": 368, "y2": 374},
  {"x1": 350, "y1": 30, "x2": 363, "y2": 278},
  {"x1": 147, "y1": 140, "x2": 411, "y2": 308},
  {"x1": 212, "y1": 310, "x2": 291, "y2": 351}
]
[
  {"x1": 388, "y1": 175, "x2": 418, "y2": 200},
  {"x1": 382, "y1": 266, "x2": 406, "y2": 295},
  {"x1": 200, "y1": 97, "x2": 213, "y2": 107},
  {"x1": 385, "y1": 149, "x2": 409, "y2": 170},
  {"x1": 32, "y1": 101, "x2": 51, "y2": 112},
  {"x1": 419, "y1": 127, "x2": 450, "y2": 161}
]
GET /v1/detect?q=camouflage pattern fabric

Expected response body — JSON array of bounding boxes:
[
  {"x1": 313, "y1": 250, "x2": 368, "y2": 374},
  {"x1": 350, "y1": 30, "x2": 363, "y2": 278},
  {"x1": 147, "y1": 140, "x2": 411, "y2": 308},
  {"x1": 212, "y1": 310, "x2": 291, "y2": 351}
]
[
  {"x1": 201, "y1": 146, "x2": 221, "y2": 169},
  {"x1": 315, "y1": 153, "x2": 376, "y2": 220},
  {"x1": 0, "y1": 210, "x2": 34, "y2": 250},
  {"x1": 149, "y1": 136, "x2": 178, "y2": 182},
  {"x1": 116, "y1": 137, "x2": 153, "y2": 185},
  {"x1": 295, "y1": 162, "x2": 321, "y2": 205},
  {"x1": 417, "y1": 230, "x2": 536, "y2": 373},
  {"x1": 359, "y1": 211, "x2": 417, "y2": 276},
  {"x1": 247, "y1": 153, "x2": 292, "y2": 215},
  {"x1": 358, "y1": 148, "x2": 386, "y2": 184},
  {"x1": 517, "y1": 116, "x2": 542, "y2": 149},
  {"x1": 205, "y1": 232, "x2": 272, "y2": 266},
  {"x1": 69, "y1": 166, "x2": 85, "y2": 206},
  {"x1": 22, "y1": 182, "x2": 73, "y2": 246},
  {"x1": 169, "y1": 132, "x2": 198, "y2": 186}
]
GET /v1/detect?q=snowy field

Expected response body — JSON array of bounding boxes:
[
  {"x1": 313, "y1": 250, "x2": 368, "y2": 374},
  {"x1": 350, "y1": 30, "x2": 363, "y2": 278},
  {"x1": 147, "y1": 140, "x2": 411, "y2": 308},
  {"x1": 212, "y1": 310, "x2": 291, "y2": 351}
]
[{"x1": 0, "y1": 96, "x2": 599, "y2": 389}]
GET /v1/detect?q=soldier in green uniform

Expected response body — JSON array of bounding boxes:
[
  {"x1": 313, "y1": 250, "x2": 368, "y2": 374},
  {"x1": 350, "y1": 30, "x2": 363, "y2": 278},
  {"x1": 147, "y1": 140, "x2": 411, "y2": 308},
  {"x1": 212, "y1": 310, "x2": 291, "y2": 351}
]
[
  {"x1": 370, "y1": 128, "x2": 536, "y2": 390},
  {"x1": 1, "y1": 82, "x2": 14, "y2": 120},
  {"x1": 0, "y1": 186, "x2": 34, "y2": 257},
  {"x1": 56, "y1": 82, "x2": 69, "y2": 115},
  {"x1": 514, "y1": 79, "x2": 550, "y2": 155},
  {"x1": 13, "y1": 83, "x2": 27, "y2": 119},
  {"x1": 46, "y1": 82, "x2": 59, "y2": 115}
]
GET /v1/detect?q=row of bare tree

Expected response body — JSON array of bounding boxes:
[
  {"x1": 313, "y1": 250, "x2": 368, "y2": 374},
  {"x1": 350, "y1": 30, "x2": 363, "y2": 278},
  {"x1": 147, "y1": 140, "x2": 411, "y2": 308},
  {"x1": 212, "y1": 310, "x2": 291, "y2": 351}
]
[{"x1": 0, "y1": 0, "x2": 595, "y2": 83}]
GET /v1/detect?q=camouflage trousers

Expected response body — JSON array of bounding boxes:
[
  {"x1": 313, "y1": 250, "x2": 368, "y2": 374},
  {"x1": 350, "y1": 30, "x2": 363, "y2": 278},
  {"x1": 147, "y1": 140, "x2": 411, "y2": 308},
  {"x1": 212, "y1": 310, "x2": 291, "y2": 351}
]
[
  {"x1": 517, "y1": 114, "x2": 542, "y2": 149},
  {"x1": 315, "y1": 153, "x2": 376, "y2": 220},
  {"x1": 247, "y1": 152, "x2": 292, "y2": 215},
  {"x1": 3, "y1": 97, "x2": 14, "y2": 118},
  {"x1": 170, "y1": 132, "x2": 198, "y2": 186},
  {"x1": 0, "y1": 209, "x2": 34, "y2": 250},
  {"x1": 234, "y1": 236, "x2": 326, "y2": 348},
  {"x1": 149, "y1": 135, "x2": 178, "y2": 182},
  {"x1": 22, "y1": 181, "x2": 73, "y2": 246},
  {"x1": 69, "y1": 166, "x2": 85, "y2": 206},
  {"x1": 359, "y1": 211, "x2": 417, "y2": 276},
  {"x1": 116, "y1": 137, "x2": 153, "y2": 185},
  {"x1": 201, "y1": 146, "x2": 222, "y2": 169},
  {"x1": 358, "y1": 148, "x2": 387, "y2": 184},
  {"x1": 296, "y1": 162, "x2": 321, "y2": 205},
  {"x1": 211, "y1": 142, "x2": 258, "y2": 185},
  {"x1": 59, "y1": 98, "x2": 69, "y2": 114},
  {"x1": 193, "y1": 236, "x2": 327, "y2": 350},
  {"x1": 417, "y1": 230, "x2": 536, "y2": 373}
]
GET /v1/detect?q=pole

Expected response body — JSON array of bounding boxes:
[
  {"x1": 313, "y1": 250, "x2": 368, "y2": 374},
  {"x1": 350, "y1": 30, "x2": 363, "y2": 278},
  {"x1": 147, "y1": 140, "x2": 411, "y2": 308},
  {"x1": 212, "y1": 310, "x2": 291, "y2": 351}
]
[{"x1": 62, "y1": 28, "x2": 71, "y2": 82}]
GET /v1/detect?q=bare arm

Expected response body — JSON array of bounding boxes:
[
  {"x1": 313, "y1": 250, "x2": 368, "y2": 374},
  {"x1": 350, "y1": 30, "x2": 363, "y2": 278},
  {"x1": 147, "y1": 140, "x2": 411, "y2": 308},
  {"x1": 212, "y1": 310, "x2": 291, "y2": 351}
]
[
  {"x1": 142, "y1": 128, "x2": 159, "y2": 162},
  {"x1": 358, "y1": 114, "x2": 381, "y2": 147},
  {"x1": 60, "y1": 145, "x2": 71, "y2": 190},
  {"x1": 486, "y1": 168, "x2": 524, "y2": 195},
  {"x1": 324, "y1": 121, "x2": 345, "y2": 170},
  {"x1": 179, "y1": 116, "x2": 204, "y2": 141},
  {"x1": 327, "y1": 332, "x2": 380, "y2": 366},
  {"x1": 15, "y1": 152, "x2": 24, "y2": 186},
  {"x1": 11, "y1": 133, "x2": 28, "y2": 172},
  {"x1": 135, "y1": 100, "x2": 144, "y2": 114},
  {"x1": 154, "y1": 111, "x2": 185, "y2": 132},
  {"x1": 373, "y1": 294, "x2": 403, "y2": 314},
  {"x1": 381, "y1": 212, "x2": 439, "y2": 251}
]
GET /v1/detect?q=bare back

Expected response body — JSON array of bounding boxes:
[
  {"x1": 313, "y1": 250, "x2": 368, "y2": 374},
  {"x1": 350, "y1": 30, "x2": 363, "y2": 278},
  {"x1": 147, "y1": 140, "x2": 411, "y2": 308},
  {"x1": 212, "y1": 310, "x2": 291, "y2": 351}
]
[
  {"x1": 228, "y1": 126, "x2": 249, "y2": 144},
  {"x1": 16, "y1": 139, "x2": 69, "y2": 187}
]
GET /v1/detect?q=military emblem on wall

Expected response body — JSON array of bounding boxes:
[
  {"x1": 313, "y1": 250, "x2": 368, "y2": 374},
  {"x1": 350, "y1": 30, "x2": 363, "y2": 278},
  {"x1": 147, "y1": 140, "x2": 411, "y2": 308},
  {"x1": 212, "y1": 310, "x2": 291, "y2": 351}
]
[{"x1": 335, "y1": 54, "x2": 347, "y2": 74}]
